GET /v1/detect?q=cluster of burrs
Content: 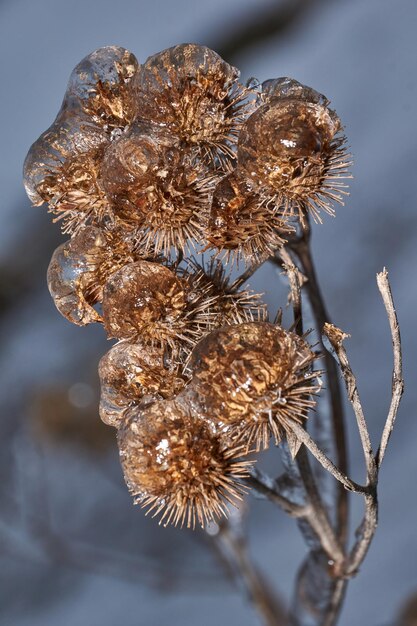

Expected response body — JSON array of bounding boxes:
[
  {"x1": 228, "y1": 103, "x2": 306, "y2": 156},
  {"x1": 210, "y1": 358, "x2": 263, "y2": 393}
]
[{"x1": 24, "y1": 43, "x2": 349, "y2": 528}]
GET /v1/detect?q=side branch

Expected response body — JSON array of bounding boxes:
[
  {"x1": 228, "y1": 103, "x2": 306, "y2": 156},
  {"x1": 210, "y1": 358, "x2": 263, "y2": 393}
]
[
  {"x1": 375, "y1": 269, "x2": 404, "y2": 468},
  {"x1": 288, "y1": 421, "x2": 368, "y2": 495},
  {"x1": 323, "y1": 323, "x2": 377, "y2": 484}
]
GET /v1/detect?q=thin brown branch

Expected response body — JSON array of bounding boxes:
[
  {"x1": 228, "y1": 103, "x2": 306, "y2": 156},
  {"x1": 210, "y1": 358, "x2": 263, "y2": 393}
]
[
  {"x1": 375, "y1": 268, "x2": 404, "y2": 468},
  {"x1": 323, "y1": 323, "x2": 377, "y2": 484},
  {"x1": 246, "y1": 467, "x2": 306, "y2": 518},
  {"x1": 345, "y1": 492, "x2": 378, "y2": 578},
  {"x1": 321, "y1": 579, "x2": 348, "y2": 626},
  {"x1": 249, "y1": 460, "x2": 344, "y2": 565},
  {"x1": 233, "y1": 256, "x2": 269, "y2": 290},
  {"x1": 288, "y1": 421, "x2": 368, "y2": 495},
  {"x1": 295, "y1": 447, "x2": 345, "y2": 565},
  {"x1": 342, "y1": 269, "x2": 402, "y2": 580}
]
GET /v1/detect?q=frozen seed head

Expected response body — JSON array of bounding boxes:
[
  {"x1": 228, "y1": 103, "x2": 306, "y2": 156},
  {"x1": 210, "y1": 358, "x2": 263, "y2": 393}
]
[
  {"x1": 102, "y1": 261, "x2": 186, "y2": 344},
  {"x1": 189, "y1": 322, "x2": 321, "y2": 451},
  {"x1": 136, "y1": 43, "x2": 251, "y2": 169},
  {"x1": 47, "y1": 227, "x2": 109, "y2": 325},
  {"x1": 101, "y1": 121, "x2": 216, "y2": 256},
  {"x1": 98, "y1": 341, "x2": 185, "y2": 428},
  {"x1": 47, "y1": 226, "x2": 150, "y2": 326},
  {"x1": 23, "y1": 115, "x2": 110, "y2": 233},
  {"x1": 118, "y1": 399, "x2": 252, "y2": 528},
  {"x1": 47, "y1": 226, "x2": 112, "y2": 325},
  {"x1": 238, "y1": 94, "x2": 351, "y2": 223},
  {"x1": 66, "y1": 46, "x2": 140, "y2": 129},
  {"x1": 101, "y1": 258, "x2": 262, "y2": 359},
  {"x1": 206, "y1": 170, "x2": 293, "y2": 264},
  {"x1": 23, "y1": 46, "x2": 140, "y2": 234}
]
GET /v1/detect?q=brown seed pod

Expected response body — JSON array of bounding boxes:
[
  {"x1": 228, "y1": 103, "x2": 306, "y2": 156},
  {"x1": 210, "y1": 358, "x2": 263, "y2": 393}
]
[
  {"x1": 102, "y1": 261, "x2": 186, "y2": 344},
  {"x1": 47, "y1": 226, "x2": 148, "y2": 326},
  {"x1": 47, "y1": 226, "x2": 114, "y2": 325},
  {"x1": 117, "y1": 398, "x2": 252, "y2": 527},
  {"x1": 98, "y1": 341, "x2": 186, "y2": 428},
  {"x1": 136, "y1": 43, "x2": 251, "y2": 169},
  {"x1": 101, "y1": 257, "x2": 266, "y2": 359},
  {"x1": 206, "y1": 170, "x2": 293, "y2": 264},
  {"x1": 238, "y1": 93, "x2": 351, "y2": 223},
  {"x1": 100, "y1": 121, "x2": 216, "y2": 256},
  {"x1": 23, "y1": 114, "x2": 110, "y2": 233},
  {"x1": 23, "y1": 47, "x2": 140, "y2": 234},
  {"x1": 188, "y1": 322, "x2": 321, "y2": 451},
  {"x1": 66, "y1": 46, "x2": 140, "y2": 129}
]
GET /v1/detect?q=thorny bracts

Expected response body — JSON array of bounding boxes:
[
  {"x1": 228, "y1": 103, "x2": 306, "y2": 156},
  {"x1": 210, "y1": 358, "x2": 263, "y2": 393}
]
[{"x1": 24, "y1": 43, "x2": 349, "y2": 527}]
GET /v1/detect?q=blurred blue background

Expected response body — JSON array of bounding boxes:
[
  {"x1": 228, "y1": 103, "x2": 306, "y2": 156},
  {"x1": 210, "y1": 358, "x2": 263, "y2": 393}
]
[{"x1": 1, "y1": 0, "x2": 416, "y2": 624}]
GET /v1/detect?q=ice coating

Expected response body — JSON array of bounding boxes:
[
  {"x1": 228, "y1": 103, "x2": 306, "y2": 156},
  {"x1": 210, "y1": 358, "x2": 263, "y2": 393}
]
[
  {"x1": 101, "y1": 121, "x2": 171, "y2": 201},
  {"x1": 100, "y1": 121, "x2": 212, "y2": 255},
  {"x1": 102, "y1": 261, "x2": 186, "y2": 342},
  {"x1": 66, "y1": 46, "x2": 140, "y2": 128},
  {"x1": 261, "y1": 77, "x2": 331, "y2": 109},
  {"x1": 238, "y1": 98, "x2": 349, "y2": 221},
  {"x1": 207, "y1": 170, "x2": 292, "y2": 262},
  {"x1": 136, "y1": 43, "x2": 248, "y2": 164},
  {"x1": 98, "y1": 341, "x2": 185, "y2": 428},
  {"x1": 118, "y1": 398, "x2": 251, "y2": 527},
  {"x1": 47, "y1": 227, "x2": 110, "y2": 325},
  {"x1": 189, "y1": 322, "x2": 320, "y2": 450},
  {"x1": 23, "y1": 46, "x2": 140, "y2": 226},
  {"x1": 47, "y1": 226, "x2": 141, "y2": 325},
  {"x1": 23, "y1": 111, "x2": 108, "y2": 209}
]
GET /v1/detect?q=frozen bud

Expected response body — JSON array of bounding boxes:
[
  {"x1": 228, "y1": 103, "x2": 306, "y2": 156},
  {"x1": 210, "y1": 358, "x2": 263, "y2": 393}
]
[
  {"x1": 207, "y1": 170, "x2": 293, "y2": 263},
  {"x1": 101, "y1": 258, "x2": 260, "y2": 357},
  {"x1": 66, "y1": 46, "x2": 140, "y2": 128},
  {"x1": 102, "y1": 261, "x2": 186, "y2": 343},
  {"x1": 189, "y1": 322, "x2": 321, "y2": 451},
  {"x1": 23, "y1": 46, "x2": 140, "y2": 233},
  {"x1": 47, "y1": 227, "x2": 110, "y2": 325},
  {"x1": 238, "y1": 94, "x2": 351, "y2": 223},
  {"x1": 23, "y1": 111, "x2": 108, "y2": 231},
  {"x1": 101, "y1": 121, "x2": 215, "y2": 256},
  {"x1": 136, "y1": 43, "x2": 250, "y2": 167},
  {"x1": 98, "y1": 342, "x2": 185, "y2": 428},
  {"x1": 118, "y1": 399, "x2": 252, "y2": 527}
]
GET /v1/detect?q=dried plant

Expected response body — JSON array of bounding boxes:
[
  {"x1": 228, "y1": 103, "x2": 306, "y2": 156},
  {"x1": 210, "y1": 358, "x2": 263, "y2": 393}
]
[
  {"x1": 24, "y1": 43, "x2": 404, "y2": 626},
  {"x1": 118, "y1": 399, "x2": 252, "y2": 528},
  {"x1": 187, "y1": 322, "x2": 321, "y2": 452}
]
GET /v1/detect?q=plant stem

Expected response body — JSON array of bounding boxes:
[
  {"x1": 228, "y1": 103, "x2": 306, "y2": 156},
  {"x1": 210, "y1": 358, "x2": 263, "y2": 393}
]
[{"x1": 287, "y1": 223, "x2": 349, "y2": 548}]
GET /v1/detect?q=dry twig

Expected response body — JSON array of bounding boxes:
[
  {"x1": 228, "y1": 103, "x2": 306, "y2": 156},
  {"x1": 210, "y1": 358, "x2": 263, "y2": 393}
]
[{"x1": 375, "y1": 268, "x2": 404, "y2": 468}]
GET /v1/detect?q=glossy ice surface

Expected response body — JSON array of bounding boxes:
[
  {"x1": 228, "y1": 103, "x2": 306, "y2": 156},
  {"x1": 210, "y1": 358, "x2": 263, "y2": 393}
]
[
  {"x1": 118, "y1": 398, "x2": 251, "y2": 527},
  {"x1": 47, "y1": 226, "x2": 109, "y2": 325},
  {"x1": 189, "y1": 322, "x2": 320, "y2": 449},
  {"x1": 102, "y1": 261, "x2": 186, "y2": 341},
  {"x1": 98, "y1": 341, "x2": 184, "y2": 427}
]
